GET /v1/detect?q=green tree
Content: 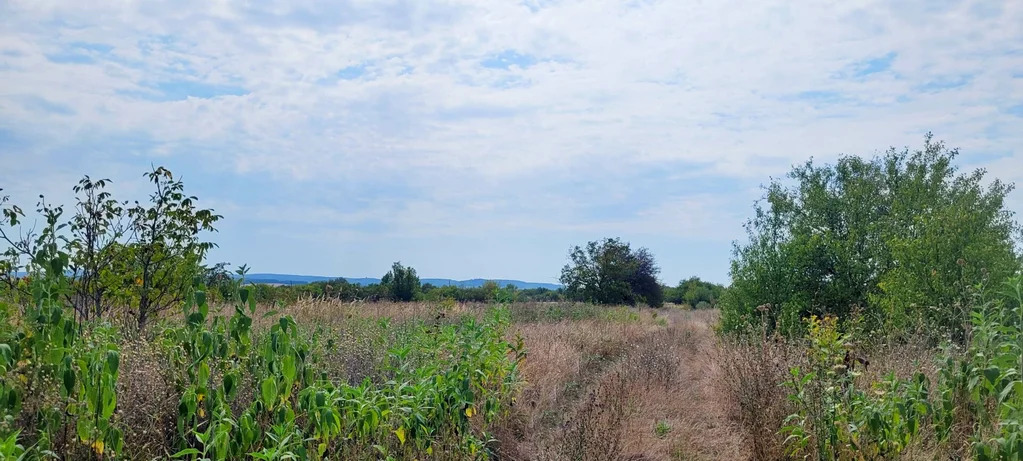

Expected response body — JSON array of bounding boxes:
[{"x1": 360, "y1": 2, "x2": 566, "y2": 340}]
[
  {"x1": 126, "y1": 167, "x2": 221, "y2": 329},
  {"x1": 381, "y1": 261, "x2": 419, "y2": 302},
  {"x1": 677, "y1": 277, "x2": 724, "y2": 308},
  {"x1": 722, "y1": 135, "x2": 1020, "y2": 339},
  {"x1": 560, "y1": 238, "x2": 663, "y2": 307},
  {"x1": 66, "y1": 176, "x2": 128, "y2": 320}
]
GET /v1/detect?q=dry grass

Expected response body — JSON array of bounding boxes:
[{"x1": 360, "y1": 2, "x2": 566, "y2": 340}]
[{"x1": 493, "y1": 307, "x2": 747, "y2": 461}]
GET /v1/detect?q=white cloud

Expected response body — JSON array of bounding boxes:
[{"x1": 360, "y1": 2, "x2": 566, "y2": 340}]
[{"x1": 1, "y1": 0, "x2": 1021, "y2": 281}]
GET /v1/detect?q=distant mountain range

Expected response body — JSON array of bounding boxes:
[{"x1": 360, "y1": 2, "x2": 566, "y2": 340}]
[{"x1": 241, "y1": 273, "x2": 562, "y2": 290}]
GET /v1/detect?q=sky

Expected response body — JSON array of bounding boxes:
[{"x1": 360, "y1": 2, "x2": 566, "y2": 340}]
[{"x1": 1, "y1": 0, "x2": 1021, "y2": 286}]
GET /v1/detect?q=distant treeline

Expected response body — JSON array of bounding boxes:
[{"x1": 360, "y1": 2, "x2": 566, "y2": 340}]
[{"x1": 202, "y1": 262, "x2": 724, "y2": 307}]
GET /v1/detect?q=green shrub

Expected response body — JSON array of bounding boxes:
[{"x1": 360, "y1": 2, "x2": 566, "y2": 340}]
[
  {"x1": 781, "y1": 274, "x2": 1023, "y2": 460},
  {"x1": 722, "y1": 135, "x2": 1019, "y2": 340}
]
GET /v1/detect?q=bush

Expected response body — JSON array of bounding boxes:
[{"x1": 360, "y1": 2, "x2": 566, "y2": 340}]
[
  {"x1": 780, "y1": 274, "x2": 1023, "y2": 460},
  {"x1": 722, "y1": 135, "x2": 1019, "y2": 340}
]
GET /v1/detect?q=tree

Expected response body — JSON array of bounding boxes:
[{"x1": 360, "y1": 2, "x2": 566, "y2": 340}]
[
  {"x1": 722, "y1": 135, "x2": 1020, "y2": 339},
  {"x1": 66, "y1": 176, "x2": 128, "y2": 320},
  {"x1": 560, "y1": 238, "x2": 663, "y2": 307},
  {"x1": 676, "y1": 277, "x2": 724, "y2": 308},
  {"x1": 381, "y1": 261, "x2": 419, "y2": 302},
  {"x1": 126, "y1": 167, "x2": 221, "y2": 329}
]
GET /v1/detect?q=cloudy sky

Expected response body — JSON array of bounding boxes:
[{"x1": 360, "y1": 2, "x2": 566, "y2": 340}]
[{"x1": 1, "y1": 0, "x2": 1021, "y2": 285}]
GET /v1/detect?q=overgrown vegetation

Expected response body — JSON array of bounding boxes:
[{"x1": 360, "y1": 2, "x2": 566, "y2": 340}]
[
  {"x1": 664, "y1": 276, "x2": 725, "y2": 309},
  {"x1": 2, "y1": 134, "x2": 1022, "y2": 460},
  {"x1": 0, "y1": 169, "x2": 526, "y2": 460},
  {"x1": 723, "y1": 135, "x2": 1020, "y2": 339}
]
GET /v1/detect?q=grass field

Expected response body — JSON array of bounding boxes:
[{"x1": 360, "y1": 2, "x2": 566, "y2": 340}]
[
  {"x1": 0, "y1": 293, "x2": 999, "y2": 460},
  {"x1": 188, "y1": 299, "x2": 935, "y2": 461}
]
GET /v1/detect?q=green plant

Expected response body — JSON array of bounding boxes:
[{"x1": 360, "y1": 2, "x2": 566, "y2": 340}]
[
  {"x1": 381, "y1": 262, "x2": 419, "y2": 302},
  {"x1": 723, "y1": 135, "x2": 1019, "y2": 339},
  {"x1": 781, "y1": 274, "x2": 1023, "y2": 460},
  {"x1": 66, "y1": 176, "x2": 128, "y2": 321},
  {"x1": 560, "y1": 238, "x2": 663, "y2": 307},
  {"x1": 654, "y1": 420, "x2": 672, "y2": 438},
  {"x1": 126, "y1": 166, "x2": 221, "y2": 329}
]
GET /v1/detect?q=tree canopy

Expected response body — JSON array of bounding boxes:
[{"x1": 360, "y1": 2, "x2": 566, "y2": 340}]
[
  {"x1": 381, "y1": 261, "x2": 420, "y2": 302},
  {"x1": 721, "y1": 135, "x2": 1020, "y2": 339},
  {"x1": 560, "y1": 238, "x2": 663, "y2": 307}
]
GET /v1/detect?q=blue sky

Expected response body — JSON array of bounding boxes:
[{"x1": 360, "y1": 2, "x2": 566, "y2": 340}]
[{"x1": 1, "y1": 0, "x2": 1022, "y2": 285}]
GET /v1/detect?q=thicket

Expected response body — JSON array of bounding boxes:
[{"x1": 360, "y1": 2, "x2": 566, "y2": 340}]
[
  {"x1": 781, "y1": 275, "x2": 1023, "y2": 459},
  {"x1": 722, "y1": 135, "x2": 1021, "y2": 339},
  {"x1": 0, "y1": 169, "x2": 527, "y2": 460},
  {"x1": 663, "y1": 277, "x2": 725, "y2": 308},
  {"x1": 1, "y1": 168, "x2": 220, "y2": 330},
  {"x1": 717, "y1": 135, "x2": 1023, "y2": 459}
]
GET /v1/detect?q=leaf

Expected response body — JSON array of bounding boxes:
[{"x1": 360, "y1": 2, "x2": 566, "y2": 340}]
[
  {"x1": 171, "y1": 448, "x2": 201, "y2": 458},
  {"x1": 106, "y1": 350, "x2": 120, "y2": 375},
  {"x1": 394, "y1": 427, "x2": 406, "y2": 445},
  {"x1": 62, "y1": 363, "x2": 75, "y2": 396},
  {"x1": 223, "y1": 373, "x2": 238, "y2": 398},
  {"x1": 282, "y1": 355, "x2": 297, "y2": 383},
  {"x1": 1000, "y1": 381, "x2": 1022, "y2": 403},
  {"x1": 984, "y1": 366, "x2": 1000, "y2": 386},
  {"x1": 101, "y1": 387, "x2": 117, "y2": 419},
  {"x1": 260, "y1": 377, "x2": 277, "y2": 409}
]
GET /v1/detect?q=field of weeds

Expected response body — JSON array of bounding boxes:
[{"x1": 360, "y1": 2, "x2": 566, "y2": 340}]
[
  {"x1": 2, "y1": 285, "x2": 1017, "y2": 460},
  {"x1": 262, "y1": 300, "x2": 942, "y2": 461}
]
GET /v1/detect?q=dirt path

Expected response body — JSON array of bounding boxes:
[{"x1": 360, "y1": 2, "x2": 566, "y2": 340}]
[{"x1": 497, "y1": 308, "x2": 748, "y2": 461}]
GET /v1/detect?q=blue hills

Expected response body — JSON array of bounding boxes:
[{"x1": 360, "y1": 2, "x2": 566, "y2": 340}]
[
  {"x1": 13, "y1": 272, "x2": 562, "y2": 290},
  {"x1": 242, "y1": 273, "x2": 562, "y2": 290}
]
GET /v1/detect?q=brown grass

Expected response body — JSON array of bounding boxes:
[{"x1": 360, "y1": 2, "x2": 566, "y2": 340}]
[{"x1": 492, "y1": 307, "x2": 748, "y2": 461}]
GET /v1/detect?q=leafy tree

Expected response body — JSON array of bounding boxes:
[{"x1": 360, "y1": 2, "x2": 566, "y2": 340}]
[
  {"x1": 1, "y1": 192, "x2": 68, "y2": 301},
  {"x1": 722, "y1": 135, "x2": 1020, "y2": 339},
  {"x1": 481, "y1": 280, "x2": 499, "y2": 302},
  {"x1": 678, "y1": 277, "x2": 724, "y2": 308},
  {"x1": 126, "y1": 167, "x2": 221, "y2": 329},
  {"x1": 66, "y1": 176, "x2": 128, "y2": 320},
  {"x1": 381, "y1": 261, "x2": 419, "y2": 302},
  {"x1": 495, "y1": 283, "x2": 518, "y2": 304},
  {"x1": 560, "y1": 238, "x2": 663, "y2": 307}
]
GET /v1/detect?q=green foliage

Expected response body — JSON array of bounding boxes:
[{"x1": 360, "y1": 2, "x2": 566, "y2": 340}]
[
  {"x1": 66, "y1": 176, "x2": 128, "y2": 321},
  {"x1": 126, "y1": 166, "x2": 221, "y2": 329},
  {"x1": 723, "y1": 135, "x2": 1020, "y2": 339},
  {"x1": 666, "y1": 277, "x2": 725, "y2": 308},
  {"x1": 0, "y1": 227, "x2": 124, "y2": 459},
  {"x1": 560, "y1": 238, "x2": 664, "y2": 307},
  {"x1": 158, "y1": 277, "x2": 525, "y2": 460},
  {"x1": 782, "y1": 274, "x2": 1023, "y2": 459},
  {"x1": 1, "y1": 167, "x2": 221, "y2": 330},
  {"x1": 381, "y1": 262, "x2": 419, "y2": 302},
  {"x1": 654, "y1": 420, "x2": 672, "y2": 439},
  {"x1": 1, "y1": 170, "x2": 527, "y2": 460}
]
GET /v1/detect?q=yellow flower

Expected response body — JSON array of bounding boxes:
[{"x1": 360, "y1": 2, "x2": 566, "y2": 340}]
[{"x1": 464, "y1": 407, "x2": 475, "y2": 418}]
